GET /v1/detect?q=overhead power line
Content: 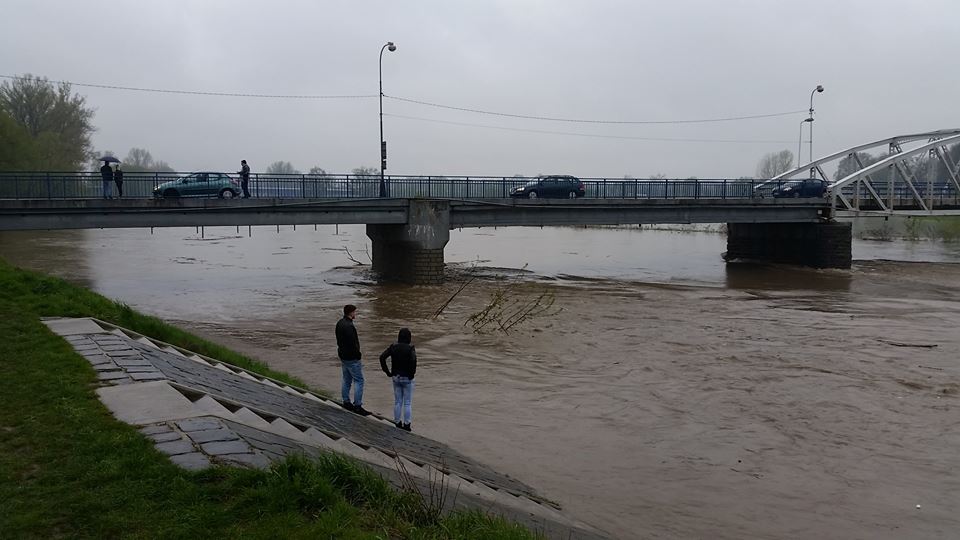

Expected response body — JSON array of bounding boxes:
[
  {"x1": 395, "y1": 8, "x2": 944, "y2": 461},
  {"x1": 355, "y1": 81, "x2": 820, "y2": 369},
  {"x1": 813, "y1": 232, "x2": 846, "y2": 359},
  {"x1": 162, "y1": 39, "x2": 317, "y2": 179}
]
[
  {"x1": 384, "y1": 95, "x2": 806, "y2": 125},
  {"x1": 0, "y1": 74, "x2": 377, "y2": 99},
  {"x1": 384, "y1": 113, "x2": 797, "y2": 144},
  {"x1": 2, "y1": 74, "x2": 806, "y2": 126}
]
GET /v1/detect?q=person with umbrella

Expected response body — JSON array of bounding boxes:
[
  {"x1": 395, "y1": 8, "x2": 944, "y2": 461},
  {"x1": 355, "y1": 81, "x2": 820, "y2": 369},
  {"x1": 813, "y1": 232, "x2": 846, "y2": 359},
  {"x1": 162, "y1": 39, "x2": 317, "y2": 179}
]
[{"x1": 99, "y1": 157, "x2": 118, "y2": 199}]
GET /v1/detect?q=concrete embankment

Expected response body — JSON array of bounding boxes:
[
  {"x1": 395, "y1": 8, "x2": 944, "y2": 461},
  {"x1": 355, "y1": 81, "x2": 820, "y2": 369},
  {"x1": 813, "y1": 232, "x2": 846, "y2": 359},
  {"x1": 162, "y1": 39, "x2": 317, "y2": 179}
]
[{"x1": 43, "y1": 316, "x2": 608, "y2": 540}]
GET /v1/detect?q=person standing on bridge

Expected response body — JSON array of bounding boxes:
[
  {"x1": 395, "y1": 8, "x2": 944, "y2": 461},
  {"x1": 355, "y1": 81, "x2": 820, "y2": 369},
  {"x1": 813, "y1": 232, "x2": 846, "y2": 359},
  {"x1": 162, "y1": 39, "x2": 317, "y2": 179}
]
[
  {"x1": 99, "y1": 161, "x2": 113, "y2": 199},
  {"x1": 239, "y1": 159, "x2": 251, "y2": 198},
  {"x1": 379, "y1": 327, "x2": 417, "y2": 431},
  {"x1": 336, "y1": 304, "x2": 370, "y2": 416},
  {"x1": 113, "y1": 164, "x2": 124, "y2": 198}
]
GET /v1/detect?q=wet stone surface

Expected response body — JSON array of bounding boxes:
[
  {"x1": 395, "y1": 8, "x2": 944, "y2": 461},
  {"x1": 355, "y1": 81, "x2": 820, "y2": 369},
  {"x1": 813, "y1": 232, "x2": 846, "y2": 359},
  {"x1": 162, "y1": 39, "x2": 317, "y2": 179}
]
[{"x1": 130, "y1": 340, "x2": 539, "y2": 499}]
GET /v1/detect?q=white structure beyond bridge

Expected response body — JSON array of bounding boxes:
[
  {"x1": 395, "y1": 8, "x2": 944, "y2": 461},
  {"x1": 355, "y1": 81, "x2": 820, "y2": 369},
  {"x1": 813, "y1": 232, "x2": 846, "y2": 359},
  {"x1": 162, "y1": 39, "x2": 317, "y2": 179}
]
[{"x1": 762, "y1": 128, "x2": 960, "y2": 216}]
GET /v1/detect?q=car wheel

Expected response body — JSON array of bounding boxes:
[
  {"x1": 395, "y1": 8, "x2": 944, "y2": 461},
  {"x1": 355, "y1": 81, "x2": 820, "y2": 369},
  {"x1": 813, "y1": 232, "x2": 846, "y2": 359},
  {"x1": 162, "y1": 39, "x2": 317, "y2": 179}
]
[
  {"x1": 527, "y1": 191, "x2": 538, "y2": 199},
  {"x1": 568, "y1": 191, "x2": 577, "y2": 199},
  {"x1": 219, "y1": 188, "x2": 235, "y2": 199},
  {"x1": 163, "y1": 189, "x2": 180, "y2": 198}
]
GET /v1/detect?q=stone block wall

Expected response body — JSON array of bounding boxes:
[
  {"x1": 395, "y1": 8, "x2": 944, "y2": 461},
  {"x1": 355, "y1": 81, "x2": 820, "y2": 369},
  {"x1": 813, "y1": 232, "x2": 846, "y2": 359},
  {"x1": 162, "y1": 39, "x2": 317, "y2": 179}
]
[{"x1": 726, "y1": 221, "x2": 852, "y2": 269}]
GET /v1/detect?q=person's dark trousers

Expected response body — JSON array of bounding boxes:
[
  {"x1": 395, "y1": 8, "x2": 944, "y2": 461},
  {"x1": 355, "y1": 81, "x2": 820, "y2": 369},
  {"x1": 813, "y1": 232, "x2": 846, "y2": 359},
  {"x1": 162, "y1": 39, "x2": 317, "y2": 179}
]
[
  {"x1": 115, "y1": 181, "x2": 123, "y2": 197},
  {"x1": 241, "y1": 179, "x2": 250, "y2": 198}
]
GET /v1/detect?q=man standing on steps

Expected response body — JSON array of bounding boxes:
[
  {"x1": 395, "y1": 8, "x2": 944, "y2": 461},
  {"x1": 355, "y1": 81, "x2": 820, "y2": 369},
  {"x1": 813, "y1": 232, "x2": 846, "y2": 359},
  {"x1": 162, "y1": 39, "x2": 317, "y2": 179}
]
[{"x1": 336, "y1": 304, "x2": 370, "y2": 416}]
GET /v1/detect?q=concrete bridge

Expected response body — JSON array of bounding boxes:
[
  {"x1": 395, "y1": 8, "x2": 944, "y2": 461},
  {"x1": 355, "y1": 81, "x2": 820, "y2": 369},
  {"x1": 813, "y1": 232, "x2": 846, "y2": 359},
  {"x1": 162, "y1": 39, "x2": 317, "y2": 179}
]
[{"x1": 4, "y1": 129, "x2": 959, "y2": 283}]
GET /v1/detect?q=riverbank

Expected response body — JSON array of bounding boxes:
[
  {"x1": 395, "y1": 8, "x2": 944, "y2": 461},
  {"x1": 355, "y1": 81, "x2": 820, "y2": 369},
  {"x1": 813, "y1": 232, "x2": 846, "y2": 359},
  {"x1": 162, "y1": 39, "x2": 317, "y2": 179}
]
[{"x1": 0, "y1": 260, "x2": 539, "y2": 538}]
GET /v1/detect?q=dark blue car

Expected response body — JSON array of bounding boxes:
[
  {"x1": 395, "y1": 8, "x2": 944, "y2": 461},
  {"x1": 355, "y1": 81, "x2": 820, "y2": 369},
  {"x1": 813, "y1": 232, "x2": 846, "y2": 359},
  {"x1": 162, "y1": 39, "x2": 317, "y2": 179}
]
[{"x1": 772, "y1": 179, "x2": 827, "y2": 198}]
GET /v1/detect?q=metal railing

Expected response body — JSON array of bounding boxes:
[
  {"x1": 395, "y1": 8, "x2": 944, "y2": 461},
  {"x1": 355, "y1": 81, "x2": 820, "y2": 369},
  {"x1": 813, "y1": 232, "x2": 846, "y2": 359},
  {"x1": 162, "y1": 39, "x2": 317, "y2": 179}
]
[
  {"x1": 0, "y1": 171, "x2": 838, "y2": 202},
  {"x1": 2, "y1": 171, "x2": 957, "y2": 211}
]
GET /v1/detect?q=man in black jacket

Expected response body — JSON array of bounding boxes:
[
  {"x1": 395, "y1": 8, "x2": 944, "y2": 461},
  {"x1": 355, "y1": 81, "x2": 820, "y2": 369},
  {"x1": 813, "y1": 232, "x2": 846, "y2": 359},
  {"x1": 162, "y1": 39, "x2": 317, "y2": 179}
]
[
  {"x1": 335, "y1": 304, "x2": 370, "y2": 416},
  {"x1": 379, "y1": 328, "x2": 417, "y2": 431}
]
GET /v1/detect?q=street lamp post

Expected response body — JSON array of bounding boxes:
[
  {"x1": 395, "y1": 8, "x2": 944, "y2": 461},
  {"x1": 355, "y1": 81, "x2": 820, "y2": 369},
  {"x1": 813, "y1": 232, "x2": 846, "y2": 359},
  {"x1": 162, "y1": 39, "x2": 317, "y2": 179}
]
[
  {"x1": 807, "y1": 84, "x2": 824, "y2": 177},
  {"x1": 379, "y1": 41, "x2": 397, "y2": 197},
  {"x1": 798, "y1": 118, "x2": 813, "y2": 171}
]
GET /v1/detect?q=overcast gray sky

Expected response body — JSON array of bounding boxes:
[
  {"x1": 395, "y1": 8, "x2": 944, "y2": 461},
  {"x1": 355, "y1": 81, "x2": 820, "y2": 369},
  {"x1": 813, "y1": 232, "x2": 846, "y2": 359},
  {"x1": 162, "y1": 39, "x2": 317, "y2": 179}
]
[{"x1": 3, "y1": 0, "x2": 958, "y2": 177}]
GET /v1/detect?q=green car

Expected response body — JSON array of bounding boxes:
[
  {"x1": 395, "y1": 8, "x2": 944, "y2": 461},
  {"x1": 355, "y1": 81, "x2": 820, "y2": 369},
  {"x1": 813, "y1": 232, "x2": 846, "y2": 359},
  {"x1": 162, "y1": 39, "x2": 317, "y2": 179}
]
[{"x1": 153, "y1": 172, "x2": 241, "y2": 199}]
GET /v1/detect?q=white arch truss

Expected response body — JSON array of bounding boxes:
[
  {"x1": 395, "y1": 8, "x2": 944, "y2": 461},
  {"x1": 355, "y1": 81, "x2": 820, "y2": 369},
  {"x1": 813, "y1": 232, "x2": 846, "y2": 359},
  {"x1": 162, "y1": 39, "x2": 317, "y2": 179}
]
[{"x1": 756, "y1": 129, "x2": 960, "y2": 214}]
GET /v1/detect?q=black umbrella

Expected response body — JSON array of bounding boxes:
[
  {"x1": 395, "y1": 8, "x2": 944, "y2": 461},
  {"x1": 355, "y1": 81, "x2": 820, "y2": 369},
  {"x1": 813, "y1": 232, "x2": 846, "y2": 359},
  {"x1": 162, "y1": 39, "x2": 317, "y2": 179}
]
[{"x1": 100, "y1": 156, "x2": 121, "y2": 163}]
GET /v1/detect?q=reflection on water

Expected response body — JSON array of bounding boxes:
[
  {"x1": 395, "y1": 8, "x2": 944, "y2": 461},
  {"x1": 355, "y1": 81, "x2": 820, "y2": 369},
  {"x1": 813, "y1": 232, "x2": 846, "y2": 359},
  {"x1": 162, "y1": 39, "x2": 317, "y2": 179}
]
[{"x1": 2, "y1": 225, "x2": 960, "y2": 539}]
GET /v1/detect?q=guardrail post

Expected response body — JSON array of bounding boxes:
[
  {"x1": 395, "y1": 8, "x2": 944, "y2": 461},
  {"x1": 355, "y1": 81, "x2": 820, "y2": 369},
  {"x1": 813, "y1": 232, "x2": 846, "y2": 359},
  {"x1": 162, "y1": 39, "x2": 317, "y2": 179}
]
[
  {"x1": 466, "y1": 176, "x2": 470, "y2": 199},
  {"x1": 46, "y1": 172, "x2": 51, "y2": 199},
  {"x1": 722, "y1": 179, "x2": 727, "y2": 200}
]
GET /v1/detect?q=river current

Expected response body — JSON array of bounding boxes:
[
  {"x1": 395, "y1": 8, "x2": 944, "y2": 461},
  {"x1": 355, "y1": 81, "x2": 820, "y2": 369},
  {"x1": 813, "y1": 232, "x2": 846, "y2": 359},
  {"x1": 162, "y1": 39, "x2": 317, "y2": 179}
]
[{"x1": 2, "y1": 225, "x2": 959, "y2": 539}]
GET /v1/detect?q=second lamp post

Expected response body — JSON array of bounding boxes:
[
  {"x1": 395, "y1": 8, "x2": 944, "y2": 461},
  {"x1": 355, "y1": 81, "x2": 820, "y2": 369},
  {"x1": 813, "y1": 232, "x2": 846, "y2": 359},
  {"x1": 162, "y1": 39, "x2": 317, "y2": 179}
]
[
  {"x1": 379, "y1": 41, "x2": 397, "y2": 197},
  {"x1": 806, "y1": 84, "x2": 824, "y2": 176}
]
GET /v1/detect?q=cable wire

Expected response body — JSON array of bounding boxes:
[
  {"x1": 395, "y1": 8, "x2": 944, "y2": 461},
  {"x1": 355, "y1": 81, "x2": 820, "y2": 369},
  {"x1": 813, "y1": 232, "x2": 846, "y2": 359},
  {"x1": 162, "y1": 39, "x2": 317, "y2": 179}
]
[
  {"x1": 384, "y1": 113, "x2": 796, "y2": 144},
  {"x1": 384, "y1": 95, "x2": 806, "y2": 125},
  {"x1": 0, "y1": 74, "x2": 377, "y2": 99}
]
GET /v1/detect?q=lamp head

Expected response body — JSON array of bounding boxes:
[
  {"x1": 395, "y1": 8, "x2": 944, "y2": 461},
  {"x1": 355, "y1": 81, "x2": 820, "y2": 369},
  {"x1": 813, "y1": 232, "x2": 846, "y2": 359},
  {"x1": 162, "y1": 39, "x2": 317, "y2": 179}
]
[
  {"x1": 387, "y1": 42, "x2": 396, "y2": 52},
  {"x1": 816, "y1": 85, "x2": 824, "y2": 93}
]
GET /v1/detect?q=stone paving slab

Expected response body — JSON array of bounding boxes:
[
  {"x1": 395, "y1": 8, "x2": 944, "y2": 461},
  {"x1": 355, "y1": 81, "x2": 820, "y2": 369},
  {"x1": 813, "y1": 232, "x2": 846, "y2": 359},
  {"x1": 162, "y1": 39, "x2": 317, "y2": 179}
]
[
  {"x1": 155, "y1": 439, "x2": 196, "y2": 456},
  {"x1": 170, "y1": 452, "x2": 212, "y2": 471},
  {"x1": 44, "y1": 318, "x2": 110, "y2": 336}
]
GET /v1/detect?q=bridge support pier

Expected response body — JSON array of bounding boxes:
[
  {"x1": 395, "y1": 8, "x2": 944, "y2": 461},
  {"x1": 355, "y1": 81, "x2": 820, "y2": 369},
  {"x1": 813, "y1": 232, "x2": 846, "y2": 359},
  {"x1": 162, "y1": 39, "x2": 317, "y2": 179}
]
[
  {"x1": 725, "y1": 221, "x2": 852, "y2": 268},
  {"x1": 366, "y1": 200, "x2": 450, "y2": 284}
]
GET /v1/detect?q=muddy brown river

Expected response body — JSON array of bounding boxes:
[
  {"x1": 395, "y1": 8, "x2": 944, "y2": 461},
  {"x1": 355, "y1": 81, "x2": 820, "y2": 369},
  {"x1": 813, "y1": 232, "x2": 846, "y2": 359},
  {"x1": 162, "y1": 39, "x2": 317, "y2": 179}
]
[{"x1": 2, "y1": 225, "x2": 959, "y2": 539}]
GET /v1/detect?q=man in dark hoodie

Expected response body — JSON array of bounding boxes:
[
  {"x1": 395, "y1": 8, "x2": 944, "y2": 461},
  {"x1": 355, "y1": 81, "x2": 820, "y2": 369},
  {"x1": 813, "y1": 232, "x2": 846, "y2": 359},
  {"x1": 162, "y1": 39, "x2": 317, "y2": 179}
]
[
  {"x1": 379, "y1": 328, "x2": 417, "y2": 431},
  {"x1": 335, "y1": 304, "x2": 370, "y2": 416}
]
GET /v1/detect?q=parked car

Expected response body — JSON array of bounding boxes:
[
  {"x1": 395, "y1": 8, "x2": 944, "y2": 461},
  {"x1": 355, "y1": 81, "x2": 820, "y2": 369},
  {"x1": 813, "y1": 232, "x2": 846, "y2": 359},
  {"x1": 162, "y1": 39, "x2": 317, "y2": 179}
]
[
  {"x1": 772, "y1": 178, "x2": 827, "y2": 198},
  {"x1": 510, "y1": 175, "x2": 585, "y2": 199},
  {"x1": 153, "y1": 172, "x2": 241, "y2": 199}
]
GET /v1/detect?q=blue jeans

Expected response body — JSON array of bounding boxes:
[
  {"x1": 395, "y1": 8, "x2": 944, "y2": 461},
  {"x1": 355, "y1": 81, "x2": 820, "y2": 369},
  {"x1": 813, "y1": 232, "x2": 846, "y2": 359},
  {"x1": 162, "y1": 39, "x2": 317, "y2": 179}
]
[
  {"x1": 392, "y1": 376, "x2": 414, "y2": 424},
  {"x1": 102, "y1": 180, "x2": 112, "y2": 198},
  {"x1": 341, "y1": 360, "x2": 364, "y2": 406}
]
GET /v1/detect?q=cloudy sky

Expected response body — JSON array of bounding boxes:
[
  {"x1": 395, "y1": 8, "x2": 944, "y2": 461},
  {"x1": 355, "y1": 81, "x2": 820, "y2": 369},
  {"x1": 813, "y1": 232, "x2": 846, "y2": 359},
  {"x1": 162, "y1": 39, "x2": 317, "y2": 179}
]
[{"x1": 3, "y1": 0, "x2": 958, "y2": 178}]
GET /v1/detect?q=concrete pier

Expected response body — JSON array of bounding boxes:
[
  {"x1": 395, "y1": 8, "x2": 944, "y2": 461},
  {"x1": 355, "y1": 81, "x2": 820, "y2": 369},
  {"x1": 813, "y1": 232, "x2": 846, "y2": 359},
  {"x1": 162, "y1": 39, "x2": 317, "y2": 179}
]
[
  {"x1": 366, "y1": 200, "x2": 450, "y2": 284},
  {"x1": 725, "y1": 221, "x2": 853, "y2": 268}
]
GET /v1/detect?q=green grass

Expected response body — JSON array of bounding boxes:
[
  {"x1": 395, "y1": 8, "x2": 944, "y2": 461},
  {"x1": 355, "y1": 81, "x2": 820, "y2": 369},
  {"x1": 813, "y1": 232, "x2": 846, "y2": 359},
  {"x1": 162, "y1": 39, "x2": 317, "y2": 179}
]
[{"x1": 0, "y1": 259, "x2": 540, "y2": 539}]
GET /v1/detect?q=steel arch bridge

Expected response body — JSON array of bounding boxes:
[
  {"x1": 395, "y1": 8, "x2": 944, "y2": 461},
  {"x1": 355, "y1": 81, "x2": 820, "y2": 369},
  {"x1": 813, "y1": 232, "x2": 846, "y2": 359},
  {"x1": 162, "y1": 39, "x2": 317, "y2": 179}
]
[{"x1": 758, "y1": 129, "x2": 960, "y2": 215}]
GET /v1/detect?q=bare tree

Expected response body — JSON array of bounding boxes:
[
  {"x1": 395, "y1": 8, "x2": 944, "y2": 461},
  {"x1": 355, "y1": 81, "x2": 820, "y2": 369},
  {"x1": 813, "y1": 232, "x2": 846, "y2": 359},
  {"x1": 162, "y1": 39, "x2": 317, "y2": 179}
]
[
  {"x1": 351, "y1": 166, "x2": 378, "y2": 176},
  {"x1": 125, "y1": 148, "x2": 154, "y2": 170},
  {"x1": 308, "y1": 166, "x2": 327, "y2": 176},
  {"x1": 266, "y1": 161, "x2": 299, "y2": 174},
  {"x1": 756, "y1": 150, "x2": 794, "y2": 178}
]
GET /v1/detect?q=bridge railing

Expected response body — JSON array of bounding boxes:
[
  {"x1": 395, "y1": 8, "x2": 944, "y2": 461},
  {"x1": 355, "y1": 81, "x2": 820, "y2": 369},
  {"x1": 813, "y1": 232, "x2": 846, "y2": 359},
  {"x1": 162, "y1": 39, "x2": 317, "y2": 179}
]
[{"x1": 0, "y1": 172, "x2": 790, "y2": 201}]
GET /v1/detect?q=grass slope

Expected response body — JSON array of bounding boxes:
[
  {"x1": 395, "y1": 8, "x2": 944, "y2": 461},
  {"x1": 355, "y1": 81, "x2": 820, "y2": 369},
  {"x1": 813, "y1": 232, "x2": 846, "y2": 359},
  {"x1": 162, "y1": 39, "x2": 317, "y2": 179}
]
[{"x1": 0, "y1": 260, "x2": 538, "y2": 539}]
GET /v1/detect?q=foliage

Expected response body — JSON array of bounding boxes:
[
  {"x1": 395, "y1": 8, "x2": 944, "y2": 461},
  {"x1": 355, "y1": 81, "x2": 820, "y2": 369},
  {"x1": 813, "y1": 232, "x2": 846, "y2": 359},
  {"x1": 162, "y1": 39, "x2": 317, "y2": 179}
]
[
  {"x1": 308, "y1": 166, "x2": 327, "y2": 176},
  {"x1": 267, "y1": 161, "x2": 300, "y2": 175},
  {"x1": 0, "y1": 259, "x2": 541, "y2": 539},
  {"x1": 756, "y1": 149, "x2": 794, "y2": 178},
  {"x1": 0, "y1": 74, "x2": 95, "y2": 170},
  {"x1": 0, "y1": 111, "x2": 40, "y2": 170}
]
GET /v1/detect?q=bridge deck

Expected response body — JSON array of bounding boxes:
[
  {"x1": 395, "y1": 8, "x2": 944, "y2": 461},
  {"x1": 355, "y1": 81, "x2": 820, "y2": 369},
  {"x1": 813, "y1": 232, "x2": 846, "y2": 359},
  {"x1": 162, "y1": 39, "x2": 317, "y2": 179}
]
[{"x1": 0, "y1": 197, "x2": 829, "y2": 231}]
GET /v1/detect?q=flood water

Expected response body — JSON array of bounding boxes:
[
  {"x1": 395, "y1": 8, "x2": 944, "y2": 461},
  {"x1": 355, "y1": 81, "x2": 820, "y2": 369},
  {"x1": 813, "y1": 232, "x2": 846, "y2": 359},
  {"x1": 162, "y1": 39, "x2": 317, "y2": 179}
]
[{"x1": 2, "y1": 225, "x2": 959, "y2": 539}]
